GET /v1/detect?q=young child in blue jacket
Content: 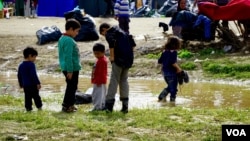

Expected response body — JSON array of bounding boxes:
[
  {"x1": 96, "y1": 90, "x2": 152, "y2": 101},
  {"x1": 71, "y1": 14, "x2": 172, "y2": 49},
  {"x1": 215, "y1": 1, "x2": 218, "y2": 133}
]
[
  {"x1": 17, "y1": 47, "x2": 42, "y2": 111},
  {"x1": 158, "y1": 35, "x2": 183, "y2": 102}
]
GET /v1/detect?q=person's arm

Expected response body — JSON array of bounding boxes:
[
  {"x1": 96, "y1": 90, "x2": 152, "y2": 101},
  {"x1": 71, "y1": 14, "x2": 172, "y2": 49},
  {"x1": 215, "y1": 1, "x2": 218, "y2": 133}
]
[
  {"x1": 172, "y1": 63, "x2": 182, "y2": 73},
  {"x1": 17, "y1": 67, "x2": 23, "y2": 88},
  {"x1": 109, "y1": 48, "x2": 114, "y2": 62},
  {"x1": 64, "y1": 39, "x2": 74, "y2": 79},
  {"x1": 30, "y1": 63, "x2": 41, "y2": 89}
]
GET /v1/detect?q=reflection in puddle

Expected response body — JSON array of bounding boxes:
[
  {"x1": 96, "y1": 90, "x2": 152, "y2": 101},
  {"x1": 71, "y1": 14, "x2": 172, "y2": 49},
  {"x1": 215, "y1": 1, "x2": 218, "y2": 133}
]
[{"x1": 0, "y1": 72, "x2": 250, "y2": 111}]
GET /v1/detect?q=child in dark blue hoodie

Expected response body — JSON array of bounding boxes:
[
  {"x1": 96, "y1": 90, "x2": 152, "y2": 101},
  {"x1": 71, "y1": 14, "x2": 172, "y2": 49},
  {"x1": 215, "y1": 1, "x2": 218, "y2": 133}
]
[
  {"x1": 17, "y1": 47, "x2": 42, "y2": 111},
  {"x1": 158, "y1": 36, "x2": 183, "y2": 102}
]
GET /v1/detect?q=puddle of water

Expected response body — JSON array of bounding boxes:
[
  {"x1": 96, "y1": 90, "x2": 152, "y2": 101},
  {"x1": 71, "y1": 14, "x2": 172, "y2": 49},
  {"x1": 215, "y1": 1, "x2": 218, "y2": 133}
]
[{"x1": 0, "y1": 72, "x2": 250, "y2": 111}]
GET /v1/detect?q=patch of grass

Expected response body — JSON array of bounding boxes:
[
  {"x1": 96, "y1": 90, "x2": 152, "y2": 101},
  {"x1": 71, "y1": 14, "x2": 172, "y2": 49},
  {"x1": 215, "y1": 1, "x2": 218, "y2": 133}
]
[
  {"x1": 0, "y1": 95, "x2": 22, "y2": 106},
  {"x1": 180, "y1": 61, "x2": 197, "y2": 70},
  {"x1": 0, "y1": 95, "x2": 249, "y2": 141},
  {"x1": 178, "y1": 49, "x2": 193, "y2": 59},
  {"x1": 202, "y1": 60, "x2": 250, "y2": 79},
  {"x1": 198, "y1": 48, "x2": 225, "y2": 58},
  {"x1": 145, "y1": 53, "x2": 161, "y2": 59}
]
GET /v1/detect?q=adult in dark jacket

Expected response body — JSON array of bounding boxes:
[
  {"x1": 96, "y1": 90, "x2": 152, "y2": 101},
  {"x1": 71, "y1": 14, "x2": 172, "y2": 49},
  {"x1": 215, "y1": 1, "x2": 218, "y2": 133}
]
[{"x1": 99, "y1": 22, "x2": 136, "y2": 113}]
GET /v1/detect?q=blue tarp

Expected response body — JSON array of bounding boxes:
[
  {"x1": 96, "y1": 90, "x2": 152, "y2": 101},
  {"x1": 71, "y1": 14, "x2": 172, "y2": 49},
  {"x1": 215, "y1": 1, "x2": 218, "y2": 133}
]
[{"x1": 37, "y1": 0, "x2": 78, "y2": 17}]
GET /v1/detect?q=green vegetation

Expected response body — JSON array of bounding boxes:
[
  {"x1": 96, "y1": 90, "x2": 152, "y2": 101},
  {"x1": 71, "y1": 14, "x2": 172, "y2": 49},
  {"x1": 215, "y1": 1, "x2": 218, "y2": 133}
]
[
  {"x1": 178, "y1": 49, "x2": 193, "y2": 59},
  {"x1": 198, "y1": 47, "x2": 224, "y2": 58},
  {"x1": 180, "y1": 61, "x2": 197, "y2": 70},
  {"x1": 141, "y1": 48, "x2": 250, "y2": 79},
  {"x1": 0, "y1": 95, "x2": 249, "y2": 141},
  {"x1": 202, "y1": 60, "x2": 250, "y2": 79},
  {"x1": 146, "y1": 53, "x2": 161, "y2": 59}
]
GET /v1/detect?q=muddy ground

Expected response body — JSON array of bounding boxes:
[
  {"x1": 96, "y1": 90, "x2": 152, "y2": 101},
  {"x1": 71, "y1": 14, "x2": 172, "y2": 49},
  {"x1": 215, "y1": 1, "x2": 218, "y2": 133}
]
[{"x1": 0, "y1": 16, "x2": 249, "y2": 79}]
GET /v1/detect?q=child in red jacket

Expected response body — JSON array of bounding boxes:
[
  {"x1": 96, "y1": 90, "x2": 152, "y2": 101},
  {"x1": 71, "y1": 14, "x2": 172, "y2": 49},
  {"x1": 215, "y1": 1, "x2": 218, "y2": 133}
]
[{"x1": 91, "y1": 43, "x2": 108, "y2": 111}]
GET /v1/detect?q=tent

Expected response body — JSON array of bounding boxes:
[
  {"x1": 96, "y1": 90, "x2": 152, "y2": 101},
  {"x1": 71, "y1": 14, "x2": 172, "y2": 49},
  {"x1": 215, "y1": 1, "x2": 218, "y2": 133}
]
[
  {"x1": 37, "y1": 0, "x2": 78, "y2": 17},
  {"x1": 198, "y1": 0, "x2": 250, "y2": 21}
]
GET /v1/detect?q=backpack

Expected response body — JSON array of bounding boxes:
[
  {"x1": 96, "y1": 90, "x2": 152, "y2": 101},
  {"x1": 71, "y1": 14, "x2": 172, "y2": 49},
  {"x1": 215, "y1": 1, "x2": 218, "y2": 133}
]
[{"x1": 114, "y1": 30, "x2": 136, "y2": 68}]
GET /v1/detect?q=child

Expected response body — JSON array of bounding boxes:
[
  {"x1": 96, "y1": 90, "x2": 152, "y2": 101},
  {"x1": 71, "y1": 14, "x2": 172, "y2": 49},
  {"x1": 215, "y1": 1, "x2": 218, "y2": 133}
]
[
  {"x1": 91, "y1": 43, "x2": 108, "y2": 111},
  {"x1": 158, "y1": 35, "x2": 183, "y2": 102},
  {"x1": 58, "y1": 18, "x2": 81, "y2": 113},
  {"x1": 17, "y1": 47, "x2": 42, "y2": 111}
]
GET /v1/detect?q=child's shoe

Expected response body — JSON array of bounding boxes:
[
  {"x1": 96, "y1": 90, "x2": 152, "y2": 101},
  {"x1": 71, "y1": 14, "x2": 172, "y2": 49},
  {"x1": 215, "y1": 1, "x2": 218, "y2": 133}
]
[{"x1": 62, "y1": 106, "x2": 77, "y2": 113}]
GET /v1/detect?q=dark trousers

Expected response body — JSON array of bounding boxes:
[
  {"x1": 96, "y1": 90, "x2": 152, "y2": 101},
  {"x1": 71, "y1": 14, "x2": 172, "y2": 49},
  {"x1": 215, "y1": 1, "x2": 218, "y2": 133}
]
[
  {"x1": 62, "y1": 71, "x2": 79, "y2": 108},
  {"x1": 23, "y1": 86, "x2": 42, "y2": 111},
  {"x1": 118, "y1": 17, "x2": 130, "y2": 34},
  {"x1": 163, "y1": 73, "x2": 178, "y2": 99}
]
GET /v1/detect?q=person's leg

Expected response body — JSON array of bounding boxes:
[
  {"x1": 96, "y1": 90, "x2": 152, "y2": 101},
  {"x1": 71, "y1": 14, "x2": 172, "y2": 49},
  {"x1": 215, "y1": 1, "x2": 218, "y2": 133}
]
[
  {"x1": 119, "y1": 67, "x2": 129, "y2": 113},
  {"x1": 166, "y1": 74, "x2": 178, "y2": 102},
  {"x1": 32, "y1": 86, "x2": 42, "y2": 109},
  {"x1": 62, "y1": 71, "x2": 79, "y2": 109},
  {"x1": 158, "y1": 75, "x2": 169, "y2": 101},
  {"x1": 92, "y1": 84, "x2": 106, "y2": 110},
  {"x1": 23, "y1": 86, "x2": 33, "y2": 111},
  {"x1": 105, "y1": 63, "x2": 122, "y2": 112},
  {"x1": 24, "y1": 0, "x2": 31, "y2": 17}
]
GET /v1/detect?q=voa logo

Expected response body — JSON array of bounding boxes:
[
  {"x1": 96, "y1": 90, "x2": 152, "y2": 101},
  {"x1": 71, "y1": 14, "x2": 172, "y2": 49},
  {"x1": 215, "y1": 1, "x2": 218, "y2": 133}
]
[{"x1": 226, "y1": 129, "x2": 247, "y2": 136}]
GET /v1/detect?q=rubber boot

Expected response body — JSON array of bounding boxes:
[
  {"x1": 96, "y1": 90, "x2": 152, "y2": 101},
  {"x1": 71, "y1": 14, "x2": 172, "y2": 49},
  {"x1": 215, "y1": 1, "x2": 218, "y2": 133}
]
[
  {"x1": 120, "y1": 98, "x2": 129, "y2": 114},
  {"x1": 158, "y1": 88, "x2": 169, "y2": 101},
  {"x1": 104, "y1": 99, "x2": 115, "y2": 112}
]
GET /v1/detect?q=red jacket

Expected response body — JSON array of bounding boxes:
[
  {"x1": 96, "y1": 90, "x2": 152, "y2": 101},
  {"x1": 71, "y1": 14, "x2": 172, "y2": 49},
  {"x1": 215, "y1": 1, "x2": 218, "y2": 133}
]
[{"x1": 91, "y1": 56, "x2": 108, "y2": 85}]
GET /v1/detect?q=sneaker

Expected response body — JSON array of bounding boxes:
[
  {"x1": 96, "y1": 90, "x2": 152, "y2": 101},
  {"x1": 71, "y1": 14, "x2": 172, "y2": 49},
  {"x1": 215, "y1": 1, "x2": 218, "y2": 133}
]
[
  {"x1": 158, "y1": 96, "x2": 167, "y2": 102},
  {"x1": 72, "y1": 105, "x2": 78, "y2": 110},
  {"x1": 26, "y1": 108, "x2": 32, "y2": 112},
  {"x1": 62, "y1": 106, "x2": 77, "y2": 113}
]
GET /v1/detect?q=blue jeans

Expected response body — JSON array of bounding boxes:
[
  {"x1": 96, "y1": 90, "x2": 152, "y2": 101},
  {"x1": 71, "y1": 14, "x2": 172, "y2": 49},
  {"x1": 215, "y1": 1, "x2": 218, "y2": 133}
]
[{"x1": 158, "y1": 73, "x2": 178, "y2": 100}]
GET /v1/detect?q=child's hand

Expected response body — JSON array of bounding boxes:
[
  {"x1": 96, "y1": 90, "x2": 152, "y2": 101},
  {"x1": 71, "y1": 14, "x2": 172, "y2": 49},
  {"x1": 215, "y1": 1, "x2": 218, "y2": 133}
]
[
  {"x1": 67, "y1": 73, "x2": 73, "y2": 80},
  {"x1": 109, "y1": 56, "x2": 114, "y2": 62},
  {"x1": 37, "y1": 84, "x2": 41, "y2": 90}
]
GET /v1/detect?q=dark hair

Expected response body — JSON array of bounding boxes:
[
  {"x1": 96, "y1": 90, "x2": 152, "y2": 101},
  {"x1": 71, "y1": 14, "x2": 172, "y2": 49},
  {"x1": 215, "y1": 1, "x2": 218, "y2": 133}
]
[
  {"x1": 93, "y1": 43, "x2": 105, "y2": 53},
  {"x1": 164, "y1": 35, "x2": 182, "y2": 50},
  {"x1": 99, "y1": 23, "x2": 111, "y2": 34},
  {"x1": 23, "y1": 46, "x2": 38, "y2": 58},
  {"x1": 65, "y1": 18, "x2": 81, "y2": 30}
]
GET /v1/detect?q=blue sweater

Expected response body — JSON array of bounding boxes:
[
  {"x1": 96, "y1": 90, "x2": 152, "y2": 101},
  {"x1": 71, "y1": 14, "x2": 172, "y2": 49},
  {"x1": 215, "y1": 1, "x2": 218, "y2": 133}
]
[{"x1": 17, "y1": 61, "x2": 40, "y2": 87}]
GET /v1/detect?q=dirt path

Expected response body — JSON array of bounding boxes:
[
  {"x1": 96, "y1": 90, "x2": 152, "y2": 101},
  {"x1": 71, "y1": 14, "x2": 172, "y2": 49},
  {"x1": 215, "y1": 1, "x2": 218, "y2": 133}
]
[
  {"x1": 0, "y1": 16, "x2": 172, "y2": 36},
  {"x1": 0, "y1": 17, "x2": 172, "y2": 74}
]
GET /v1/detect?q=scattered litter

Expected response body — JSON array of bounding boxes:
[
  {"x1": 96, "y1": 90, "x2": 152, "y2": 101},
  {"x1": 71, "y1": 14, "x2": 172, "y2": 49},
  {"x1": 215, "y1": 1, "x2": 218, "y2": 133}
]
[
  {"x1": 223, "y1": 45, "x2": 232, "y2": 52},
  {"x1": 13, "y1": 134, "x2": 28, "y2": 140}
]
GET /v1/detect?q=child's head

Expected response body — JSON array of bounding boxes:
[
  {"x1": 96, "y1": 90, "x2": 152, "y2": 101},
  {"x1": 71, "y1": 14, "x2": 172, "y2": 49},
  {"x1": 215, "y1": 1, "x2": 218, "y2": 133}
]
[
  {"x1": 99, "y1": 23, "x2": 111, "y2": 36},
  {"x1": 23, "y1": 47, "x2": 38, "y2": 62},
  {"x1": 93, "y1": 43, "x2": 105, "y2": 58},
  {"x1": 164, "y1": 35, "x2": 182, "y2": 50},
  {"x1": 65, "y1": 18, "x2": 81, "y2": 38}
]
